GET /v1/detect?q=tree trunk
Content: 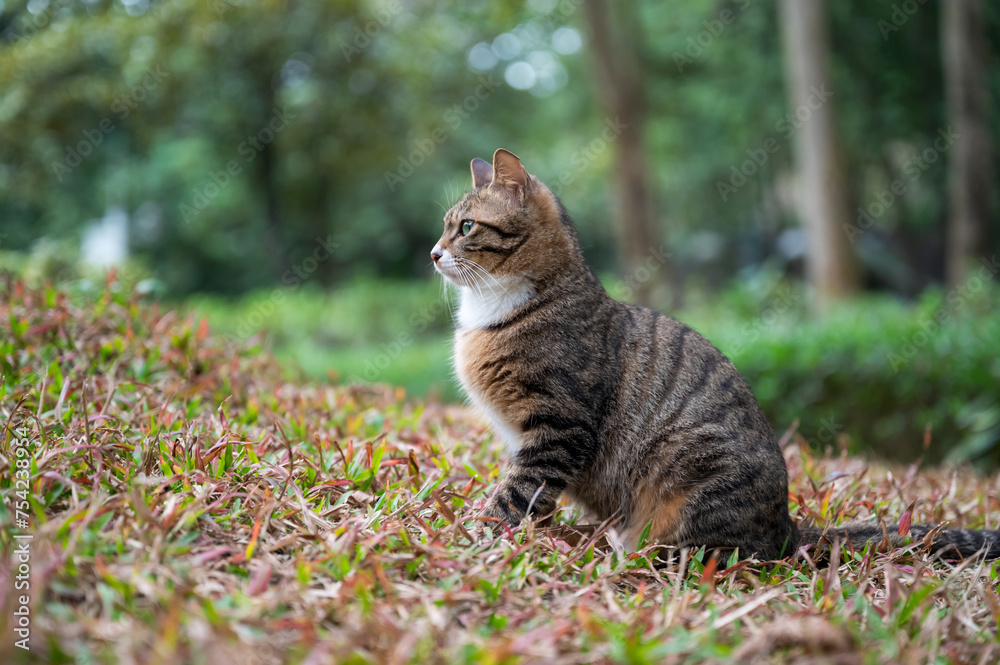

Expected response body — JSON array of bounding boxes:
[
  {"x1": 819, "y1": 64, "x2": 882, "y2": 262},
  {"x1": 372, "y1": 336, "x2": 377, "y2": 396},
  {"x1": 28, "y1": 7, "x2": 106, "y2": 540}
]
[
  {"x1": 778, "y1": 0, "x2": 859, "y2": 311},
  {"x1": 942, "y1": 0, "x2": 993, "y2": 286},
  {"x1": 583, "y1": 0, "x2": 674, "y2": 308}
]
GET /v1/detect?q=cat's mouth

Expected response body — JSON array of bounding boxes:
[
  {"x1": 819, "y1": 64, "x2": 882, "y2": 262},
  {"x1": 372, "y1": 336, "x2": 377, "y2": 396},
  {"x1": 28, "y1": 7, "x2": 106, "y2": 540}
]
[{"x1": 432, "y1": 250, "x2": 467, "y2": 286}]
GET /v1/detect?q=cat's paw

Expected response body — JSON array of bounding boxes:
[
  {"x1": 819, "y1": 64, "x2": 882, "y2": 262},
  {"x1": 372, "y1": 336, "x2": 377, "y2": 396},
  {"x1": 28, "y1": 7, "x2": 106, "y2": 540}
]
[{"x1": 478, "y1": 500, "x2": 515, "y2": 538}]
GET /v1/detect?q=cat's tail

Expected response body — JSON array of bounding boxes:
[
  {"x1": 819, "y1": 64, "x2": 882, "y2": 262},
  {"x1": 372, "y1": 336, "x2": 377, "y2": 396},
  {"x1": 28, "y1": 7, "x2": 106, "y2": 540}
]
[{"x1": 799, "y1": 523, "x2": 1000, "y2": 559}]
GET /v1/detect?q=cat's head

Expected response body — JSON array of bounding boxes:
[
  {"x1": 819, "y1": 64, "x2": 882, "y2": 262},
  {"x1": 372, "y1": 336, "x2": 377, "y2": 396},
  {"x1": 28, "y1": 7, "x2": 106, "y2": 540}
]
[{"x1": 431, "y1": 149, "x2": 577, "y2": 288}]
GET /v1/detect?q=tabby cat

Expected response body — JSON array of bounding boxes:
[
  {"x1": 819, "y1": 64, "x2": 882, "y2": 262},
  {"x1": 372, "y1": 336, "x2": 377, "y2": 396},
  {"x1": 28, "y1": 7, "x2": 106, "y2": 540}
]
[{"x1": 430, "y1": 148, "x2": 1000, "y2": 560}]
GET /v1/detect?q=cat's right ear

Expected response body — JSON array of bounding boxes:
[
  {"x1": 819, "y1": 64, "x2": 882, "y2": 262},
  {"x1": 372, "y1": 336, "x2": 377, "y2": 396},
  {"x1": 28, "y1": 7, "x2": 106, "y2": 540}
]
[
  {"x1": 471, "y1": 158, "x2": 493, "y2": 188},
  {"x1": 490, "y1": 148, "x2": 531, "y2": 205}
]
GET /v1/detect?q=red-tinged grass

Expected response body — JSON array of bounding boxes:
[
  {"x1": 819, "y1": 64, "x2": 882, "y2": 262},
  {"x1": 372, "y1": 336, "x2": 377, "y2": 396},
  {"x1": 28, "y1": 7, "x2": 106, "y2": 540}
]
[{"x1": 1, "y1": 280, "x2": 1000, "y2": 664}]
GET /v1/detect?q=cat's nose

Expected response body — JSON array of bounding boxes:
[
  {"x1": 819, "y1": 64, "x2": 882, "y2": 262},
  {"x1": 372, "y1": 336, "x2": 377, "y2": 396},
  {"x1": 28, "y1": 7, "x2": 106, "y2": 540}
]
[{"x1": 431, "y1": 247, "x2": 443, "y2": 263}]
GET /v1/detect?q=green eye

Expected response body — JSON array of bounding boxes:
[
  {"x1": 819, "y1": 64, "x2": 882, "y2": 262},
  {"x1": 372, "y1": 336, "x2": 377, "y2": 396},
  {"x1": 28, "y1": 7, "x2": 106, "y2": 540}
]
[{"x1": 461, "y1": 220, "x2": 474, "y2": 235}]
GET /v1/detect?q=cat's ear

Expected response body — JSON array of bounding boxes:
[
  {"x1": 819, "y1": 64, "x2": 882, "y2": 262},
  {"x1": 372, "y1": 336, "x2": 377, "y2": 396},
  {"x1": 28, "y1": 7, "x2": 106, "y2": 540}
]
[
  {"x1": 491, "y1": 148, "x2": 531, "y2": 204},
  {"x1": 470, "y1": 158, "x2": 493, "y2": 188}
]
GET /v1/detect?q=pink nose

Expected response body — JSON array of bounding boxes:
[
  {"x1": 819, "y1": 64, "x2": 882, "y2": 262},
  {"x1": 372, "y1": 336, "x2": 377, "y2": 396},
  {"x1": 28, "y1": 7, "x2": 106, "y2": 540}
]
[{"x1": 431, "y1": 248, "x2": 443, "y2": 263}]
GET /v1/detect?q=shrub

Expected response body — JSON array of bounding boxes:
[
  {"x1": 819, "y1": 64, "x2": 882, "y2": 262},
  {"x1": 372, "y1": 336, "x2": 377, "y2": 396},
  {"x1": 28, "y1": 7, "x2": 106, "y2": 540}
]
[{"x1": 708, "y1": 286, "x2": 1000, "y2": 468}]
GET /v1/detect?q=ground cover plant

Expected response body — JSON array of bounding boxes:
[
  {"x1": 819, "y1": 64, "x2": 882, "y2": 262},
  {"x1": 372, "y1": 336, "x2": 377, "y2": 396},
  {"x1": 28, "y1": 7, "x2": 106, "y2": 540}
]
[{"x1": 2, "y1": 280, "x2": 1000, "y2": 664}]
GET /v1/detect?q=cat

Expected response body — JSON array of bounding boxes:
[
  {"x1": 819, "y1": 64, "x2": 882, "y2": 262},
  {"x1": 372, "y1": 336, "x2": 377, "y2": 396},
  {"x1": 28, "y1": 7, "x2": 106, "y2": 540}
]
[{"x1": 430, "y1": 148, "x2": 1000, "y2": 561}]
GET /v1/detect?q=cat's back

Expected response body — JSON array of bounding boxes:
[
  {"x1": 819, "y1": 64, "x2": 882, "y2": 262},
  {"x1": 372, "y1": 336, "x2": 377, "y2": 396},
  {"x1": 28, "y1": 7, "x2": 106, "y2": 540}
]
[
  {"x1": 613, "y1": 304, "x2": 775, "y2": 442},
  {"x1": 598, "y1": 301, "x2": 795, "y2": 554}
]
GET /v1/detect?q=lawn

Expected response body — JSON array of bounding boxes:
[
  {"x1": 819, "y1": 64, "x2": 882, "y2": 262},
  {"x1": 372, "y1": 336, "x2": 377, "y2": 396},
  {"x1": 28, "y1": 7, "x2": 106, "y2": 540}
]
[{"x1": 2, "y1": 281, "x2": 1000, "y2": 664}]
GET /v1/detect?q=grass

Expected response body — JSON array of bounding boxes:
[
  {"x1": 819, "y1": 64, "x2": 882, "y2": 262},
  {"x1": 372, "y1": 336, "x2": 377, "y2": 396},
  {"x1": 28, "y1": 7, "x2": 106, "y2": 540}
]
[{"x1": 2, "y1": 279, "x2": 1000, "y2": 664}]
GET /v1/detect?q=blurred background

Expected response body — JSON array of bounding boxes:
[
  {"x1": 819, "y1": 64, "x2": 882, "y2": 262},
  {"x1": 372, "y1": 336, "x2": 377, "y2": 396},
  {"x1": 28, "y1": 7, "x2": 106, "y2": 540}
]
[{"x1": 1, "y1": 0, "x2": 999, "y2": 466}]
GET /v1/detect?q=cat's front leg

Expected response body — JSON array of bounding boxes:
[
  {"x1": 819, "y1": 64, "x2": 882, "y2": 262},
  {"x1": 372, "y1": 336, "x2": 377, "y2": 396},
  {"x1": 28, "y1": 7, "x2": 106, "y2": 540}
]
[
  {"x1": 481, "y1": 466, "x2": 563, "y2": 533},
  {"x1": 480, "y1": 442, "x2": 583, "y2": 534}
]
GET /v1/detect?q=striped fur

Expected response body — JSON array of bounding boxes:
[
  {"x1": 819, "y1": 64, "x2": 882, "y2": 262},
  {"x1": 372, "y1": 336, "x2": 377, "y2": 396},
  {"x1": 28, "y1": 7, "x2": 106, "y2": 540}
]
[{"x1": 430, "y1": 148, "x2": 1000, "y2": 561}]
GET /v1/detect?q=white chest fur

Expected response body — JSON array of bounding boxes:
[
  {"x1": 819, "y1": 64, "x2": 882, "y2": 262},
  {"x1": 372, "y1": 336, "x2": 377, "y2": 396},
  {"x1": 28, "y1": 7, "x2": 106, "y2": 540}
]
[
  {"x1": 454, "y1": 328, "x2": 524, "y2": 456},
  {"x1": 470, "y1": 392, "x2": 523, "y2": 456},
  {"x1": 457, "y1": 277, "x2": 535, "y2": 330}
]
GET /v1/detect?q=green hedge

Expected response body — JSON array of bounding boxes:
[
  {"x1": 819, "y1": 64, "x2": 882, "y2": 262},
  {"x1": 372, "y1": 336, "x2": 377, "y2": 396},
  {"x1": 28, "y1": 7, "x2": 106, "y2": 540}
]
[{"x1": 703, "y1": 285, "x2": 1000, "y2": 468}]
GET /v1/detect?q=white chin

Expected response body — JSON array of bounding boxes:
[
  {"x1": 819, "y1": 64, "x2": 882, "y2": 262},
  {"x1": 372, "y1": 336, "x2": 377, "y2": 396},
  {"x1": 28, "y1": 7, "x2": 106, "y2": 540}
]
[{"x1": 435, "y1": 266, "x2": 463, "y2": 286}]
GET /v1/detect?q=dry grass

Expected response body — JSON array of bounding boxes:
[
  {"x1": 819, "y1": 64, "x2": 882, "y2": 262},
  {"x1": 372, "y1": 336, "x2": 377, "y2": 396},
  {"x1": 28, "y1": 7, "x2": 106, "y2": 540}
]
[{"x1": 1, "y1": 280, "x2": 999, "y2": 664}]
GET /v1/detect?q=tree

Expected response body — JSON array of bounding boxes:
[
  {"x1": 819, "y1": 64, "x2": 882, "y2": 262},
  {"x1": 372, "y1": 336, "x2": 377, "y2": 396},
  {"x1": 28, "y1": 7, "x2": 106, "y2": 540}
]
[
  {"x1": 778, "y1": 0, "x2": 859, "y2": 311},
  {"x1": 942, "y1": 0, "x2": 994, "y2": 286},
  {"x1": 582, "y1": 0, "x2": 674, "y2": 308}
]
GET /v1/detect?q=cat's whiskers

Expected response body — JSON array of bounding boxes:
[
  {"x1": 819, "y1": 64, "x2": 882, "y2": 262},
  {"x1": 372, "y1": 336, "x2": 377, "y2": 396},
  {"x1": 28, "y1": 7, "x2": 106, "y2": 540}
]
[
  {"x1": 460, "y1": 263, "x2": 490, "y2": 305},
  {"x1": 438, "y1": 274, "x2": 458, "y2": 323},
  {"x1": 457, "y1": 258, "x2": 510, "y2": 298},
  {"x1": 436, "y1": 148, "x2": 1000, "y2": 563},
  {"x1": 454, "y1": 257, "x2": 486, "y2": 289},
  {"x1": 445, "y1": 282, "x2": 459, "y2": 323},
  {"x1": 460, "y1": 258, "x2": 510, "y2": 298},
  {"x1": 453, "y1": 261, "x2": 477, "y2": 292},
  {"x1": 457, "y1": 264, "x2": 505, "y2": 312},
  {"x1": 456, "y1": 258, "x2": 502, "y2": 306}
]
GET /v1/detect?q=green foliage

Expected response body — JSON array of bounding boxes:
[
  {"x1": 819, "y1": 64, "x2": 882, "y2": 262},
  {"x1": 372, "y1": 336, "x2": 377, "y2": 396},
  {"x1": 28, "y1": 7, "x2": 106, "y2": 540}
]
[
  {"x1": 709, "y1": 282, "x2": 1000, "y2": 467},
  {"x1": 3, "y1": 0, "x2": 998, "y2": 296}
]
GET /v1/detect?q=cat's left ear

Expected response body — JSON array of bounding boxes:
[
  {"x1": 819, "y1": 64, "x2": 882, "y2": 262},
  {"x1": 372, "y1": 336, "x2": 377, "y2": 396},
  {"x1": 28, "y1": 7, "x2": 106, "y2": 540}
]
[
  {"x1": 491, "y1": 148, "x2": 531, "y2": 205},
  {"x1": 470, "y1": 158, "x2": 493, "y2": 188}
]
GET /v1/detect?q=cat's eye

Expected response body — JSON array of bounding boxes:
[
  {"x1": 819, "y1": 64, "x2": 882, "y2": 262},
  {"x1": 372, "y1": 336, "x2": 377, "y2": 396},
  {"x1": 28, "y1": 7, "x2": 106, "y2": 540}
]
[{"x1": 461, "y1": 220, "x2": 475, "y2": 236}]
